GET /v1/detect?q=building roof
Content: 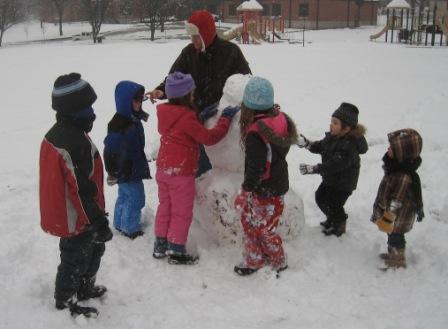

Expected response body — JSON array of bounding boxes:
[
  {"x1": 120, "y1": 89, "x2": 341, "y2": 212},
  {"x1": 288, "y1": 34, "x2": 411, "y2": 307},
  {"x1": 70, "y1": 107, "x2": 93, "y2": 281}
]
[
  {"x1": 237, "y1": 0, "x2": 263, "y2": 11},
  {"x1": 387, "y1": 0, "x2": 411, "y2": 9}
]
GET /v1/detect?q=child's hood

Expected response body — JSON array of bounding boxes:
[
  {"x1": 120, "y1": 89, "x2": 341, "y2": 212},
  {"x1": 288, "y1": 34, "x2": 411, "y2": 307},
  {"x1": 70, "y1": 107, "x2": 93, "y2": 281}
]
[
  {"x1": 115, "y1": 81, "x2": 144, "y2": 119},
  {"x1": 255, "y1": 112, "x2": 298, "y2": 148},
  {"x1": 388, "y1": 128, "x2": 422, "y2": 162},
  {"x1": 347, "y1": 124, "x2": 368, "y2": 154},
  {"x1": 157, "y1": 103, "x2": 193, "y2": 135}
]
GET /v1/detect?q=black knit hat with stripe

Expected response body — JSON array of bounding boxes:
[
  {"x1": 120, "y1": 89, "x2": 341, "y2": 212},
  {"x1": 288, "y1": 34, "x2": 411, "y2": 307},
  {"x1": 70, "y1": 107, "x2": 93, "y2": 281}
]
[{"x1": 52, "y1": 73, "x2": 97, "y2": 113}]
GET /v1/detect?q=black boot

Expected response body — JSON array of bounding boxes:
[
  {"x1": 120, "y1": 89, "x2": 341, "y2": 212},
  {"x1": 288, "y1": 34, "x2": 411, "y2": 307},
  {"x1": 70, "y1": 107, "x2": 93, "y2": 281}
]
[
  {"x1": 275, "y1": 265, "x2": 288, "y2": 278},
  {"x1": 234, "y1": 265, "x2": 258, "y2": 276},
  {"x1": 77, "y1": 277, "x2": 107, "y2": 301},
  {"x1": 319, "y1": 219, "x2": 332, "y2": 229},
  {"x1": 166, "y1": 243, "x2": 198, "y2": 265},
  {"x1": 323, "y1": 221, "x2": 346, "y2": 237},
  {"x1": 121, "y1": 230, "x2": 144, "y2": 240},
  {"x1": 167, "y1": 253, "x2": 199, "y2": 265},
  {"x1": 56, "y1": 297, "x2": 98, "y2": 318},
  {"x1": 153, "y1": 237, "x2": 168, "y2": 259}
]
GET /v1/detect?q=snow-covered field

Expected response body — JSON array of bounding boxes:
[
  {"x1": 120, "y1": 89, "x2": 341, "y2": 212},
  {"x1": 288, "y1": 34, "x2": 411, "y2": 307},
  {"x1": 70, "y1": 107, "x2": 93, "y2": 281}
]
[{"x1": 1, "y1": 21, "x2": 448, "y2": 328}]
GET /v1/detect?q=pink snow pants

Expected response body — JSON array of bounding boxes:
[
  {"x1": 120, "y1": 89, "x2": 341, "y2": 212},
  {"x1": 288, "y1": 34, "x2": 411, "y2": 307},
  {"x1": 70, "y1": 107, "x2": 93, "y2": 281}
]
[
  {"x1": 154, "y1": 170, "x2": 195, "y2": 245},
  {"x1": 240, "y1": 194, "x2": 286, "y2": 270}
]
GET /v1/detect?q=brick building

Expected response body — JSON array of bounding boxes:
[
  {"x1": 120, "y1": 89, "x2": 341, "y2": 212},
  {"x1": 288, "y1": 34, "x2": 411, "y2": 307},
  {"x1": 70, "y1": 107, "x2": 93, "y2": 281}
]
[{"x1": 222, "y1": 0, "x2": 379, "y2": 29}]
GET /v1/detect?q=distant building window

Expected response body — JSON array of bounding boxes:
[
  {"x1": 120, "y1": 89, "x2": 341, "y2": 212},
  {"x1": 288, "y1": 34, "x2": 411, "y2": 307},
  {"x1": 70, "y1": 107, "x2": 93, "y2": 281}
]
[
  {"x1": 299, "y1": 4, "x2": 309, "y2": 18},
  {"x1": 262, "y1": 4, "x2": 270, "y2": 16},
  {"x1": 229, "y1": 4, "x2": 237, "y2": 17},
  {"x1": 272, "y1": 4, "x2": 281, "y2": 17}
]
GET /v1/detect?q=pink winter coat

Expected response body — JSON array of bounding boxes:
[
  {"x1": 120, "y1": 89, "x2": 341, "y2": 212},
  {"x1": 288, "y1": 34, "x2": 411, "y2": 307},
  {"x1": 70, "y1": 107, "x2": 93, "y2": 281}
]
[{"x1": 156, "y1": 103, "x2": 231, "y2": 176}]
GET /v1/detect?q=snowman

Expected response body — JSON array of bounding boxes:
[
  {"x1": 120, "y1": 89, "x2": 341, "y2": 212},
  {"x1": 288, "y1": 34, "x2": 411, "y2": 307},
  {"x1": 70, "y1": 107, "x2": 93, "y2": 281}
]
[{"x1": 193, "y1": 74, "x2": 305, "y2": 244}]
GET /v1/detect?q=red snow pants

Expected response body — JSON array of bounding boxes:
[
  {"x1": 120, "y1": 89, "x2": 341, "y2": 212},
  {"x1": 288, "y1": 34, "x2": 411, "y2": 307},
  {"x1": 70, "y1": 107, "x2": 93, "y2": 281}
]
[{"x1": 240, "y1": 194, "x2": 286, "y2": 270}]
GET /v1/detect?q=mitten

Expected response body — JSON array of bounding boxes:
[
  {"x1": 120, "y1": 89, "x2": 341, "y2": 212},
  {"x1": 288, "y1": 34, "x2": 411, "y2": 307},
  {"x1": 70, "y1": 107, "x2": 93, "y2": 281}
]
[
  {"x1": 107, "y1": 175, "x2": 118, "y2": 186},
  {"x1": 299, "y1": 163, "x2": 318, "y2": 175},
  {"x1": 221, "y1": 106, "x2": 240, "y2": 119},
  {"x1": 297, "y1": 134, "x2": 311, "y2": 149},
  {"x1": 92, "y1": 216, "x2": 113, "y2": 243},
  {"x1": 135, "y1": 110, "x2": 149, "y2": 122},
  {"x1": 375, "y1": 211, "x2": 396, "y2": 233},
  {"x1": 199, "y1": 102, "x2": 219, "y2": 121}
]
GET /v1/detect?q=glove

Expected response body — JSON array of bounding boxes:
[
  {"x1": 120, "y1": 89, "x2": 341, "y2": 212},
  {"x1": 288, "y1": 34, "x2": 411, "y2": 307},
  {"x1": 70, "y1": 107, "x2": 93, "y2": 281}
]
[
  {"x1": 297, "y1": 134, "x2": 311, "y2": 149},
  {"x1": 299, "y1": 163, "x2": 318, "y2": 175},
  {"x1": 375, "y1": 211, "x2": 396, "y2": 233},
  {"x1": 199, "y1": 102, "x2": 219, "y2": 121},
  {"x1": 234, "y1": 190, "x2": 251, "y2": 211},
  {"x1": 221, "y1": 106, "x2": 240, "y2": 119},
  {"x1": 107, "y1": 175, "x2": 118, "y2": 186},
  {"x1": 135, "y1": 109, "x2": 149, "y2": 122},
  {"x1": 92, "y1": 216, "x2": 113, "y2": 243}
]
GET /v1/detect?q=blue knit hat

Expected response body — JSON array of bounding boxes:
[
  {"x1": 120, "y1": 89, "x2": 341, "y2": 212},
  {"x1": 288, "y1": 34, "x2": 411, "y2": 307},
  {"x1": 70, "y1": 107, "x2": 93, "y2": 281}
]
[{"x1": 242, "y1": 76, "x2": 274, "y2": 111}]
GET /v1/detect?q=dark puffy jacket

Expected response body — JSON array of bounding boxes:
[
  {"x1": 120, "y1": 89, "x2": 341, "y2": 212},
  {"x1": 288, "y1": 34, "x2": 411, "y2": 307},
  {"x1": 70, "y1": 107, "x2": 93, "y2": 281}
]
[
  {"x1": 243, "y1": 110, "x2": 298, "y2": 197},
  {"x1": 40, "y1": 117, "x2": 105, "y2": 237},
  {"x1": 309, "y1": 125, "x2": 368, "y2": 192},
  {"x1": 156, "y1": 36, "x2": 251, "y2": 110},
  {"x1": 104, "y1": 81, "x2": 151, "y2": 183}
]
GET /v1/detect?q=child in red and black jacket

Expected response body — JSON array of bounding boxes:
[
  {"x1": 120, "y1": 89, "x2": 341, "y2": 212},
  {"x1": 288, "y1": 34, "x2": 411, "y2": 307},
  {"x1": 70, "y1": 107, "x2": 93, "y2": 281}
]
[
  {"x1": 39, "y1": 73, "x2": 113, "y2": 317},
  {"x1": 298, "y1": 103, "x2": 368, "y2": 237},
  {"x1": 153, "y1": 72, "x2": 239, "y2": 265},
  {"x1": 234, "y1": 76, "x2": 298, "y2": 277}
]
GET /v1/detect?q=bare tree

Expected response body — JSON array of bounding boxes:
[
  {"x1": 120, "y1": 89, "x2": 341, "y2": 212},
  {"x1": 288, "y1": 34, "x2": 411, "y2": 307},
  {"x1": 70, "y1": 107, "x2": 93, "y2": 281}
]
[
  {"x1": 118, "y1": 0, "x2": 134, "y2": 23},
  {"x1": 82, "y1": 0, "x2": 112, "y2": 43},
  {"x1": 0, "y1": 0, "x2": 25, "y2": 47},
  {"x1": 50, "y1": 0, "x2": 69, "y2": 36},
  {"x1": 140, "y1": 0, "x2": 176, "y2": 41}
]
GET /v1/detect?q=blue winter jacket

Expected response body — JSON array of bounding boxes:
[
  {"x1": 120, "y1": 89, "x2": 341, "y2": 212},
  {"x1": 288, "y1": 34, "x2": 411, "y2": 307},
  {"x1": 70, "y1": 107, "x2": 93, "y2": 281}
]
[{"x1": 104, "y1": 81, "x2": 151, "y2": 183}]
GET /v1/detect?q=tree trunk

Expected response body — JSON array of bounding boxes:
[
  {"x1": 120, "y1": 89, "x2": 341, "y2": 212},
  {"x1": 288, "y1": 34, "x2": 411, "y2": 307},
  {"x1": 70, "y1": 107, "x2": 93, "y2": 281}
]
[
  {"x1": 347, "y1": 0, "x2": 351, "y2": 27},
  {"x1": 0, "y1": 30, "x2": 4, "y2": 47},
  {"x1": 151, "y1": 24, "x2": 156, "y2": 41},
  {"x1": 160, "y1": 20, "x2": 165, "y2": 32},
  {"x1": 58, "y1": 15, "x2": 63, "y2": 36}
]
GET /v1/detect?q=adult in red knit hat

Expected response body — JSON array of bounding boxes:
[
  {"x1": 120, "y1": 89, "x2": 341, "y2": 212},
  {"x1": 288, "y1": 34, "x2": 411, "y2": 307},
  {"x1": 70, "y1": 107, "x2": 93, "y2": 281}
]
[{"x1": 148, "y1": 10, "x2": 251, "y2": 177}]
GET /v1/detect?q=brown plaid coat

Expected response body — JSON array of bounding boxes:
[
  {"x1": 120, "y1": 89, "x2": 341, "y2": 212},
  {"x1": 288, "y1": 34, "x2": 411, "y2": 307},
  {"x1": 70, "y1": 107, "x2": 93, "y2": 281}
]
[{"x1": 371, "y1": 129, "x2": 423, "y2": 234}]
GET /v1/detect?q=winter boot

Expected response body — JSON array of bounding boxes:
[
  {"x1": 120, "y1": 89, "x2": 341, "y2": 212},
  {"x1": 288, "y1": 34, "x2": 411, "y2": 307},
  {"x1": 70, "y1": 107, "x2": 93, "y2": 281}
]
[
  {"x1": 384, "y1": 247, "x2": 406, "y2": 269},
  {"x1": 56, "y1": 297, "x2": 98, "y2": 318},
  {"x1": 234, "y1": 264, "x2": 258, "y2": 276},
  {"x1": 153, "y1": 237, "x2": 168, "y2": 259},
  {"x1": 319, "y1": 219, "x2": 332, "y2": 229},
  {"x1": 167, "y1": 253, "x2": 199, "y2": 265},
  {"x1": 121, "y1": 230, "x2": 144, "y2": 240},
  {"x1": 379, "y1": 246, "x2": 393, "y2": 260},
  {"x1": 323, "y1": 221, "x2": 346, "y2": 237},
  {"x1": 275, "y1": 265, "x2": 288, "y2": 279},
  {"x1": 77, "y1": 277, "x2": 107, "y2": 301}
]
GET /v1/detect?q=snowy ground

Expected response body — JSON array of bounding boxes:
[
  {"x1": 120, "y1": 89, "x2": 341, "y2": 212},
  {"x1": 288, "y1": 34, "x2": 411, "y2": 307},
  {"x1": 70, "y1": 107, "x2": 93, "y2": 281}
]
[{"x1": 1, "y1": 21, "x2": 448, "y2": 329}]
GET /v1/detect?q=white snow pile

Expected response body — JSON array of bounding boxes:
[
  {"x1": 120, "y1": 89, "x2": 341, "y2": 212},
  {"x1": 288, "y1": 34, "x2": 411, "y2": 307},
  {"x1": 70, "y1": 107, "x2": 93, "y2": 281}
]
[{"x1": 195, "y1": 74, "x2": 305, "y2": 244}]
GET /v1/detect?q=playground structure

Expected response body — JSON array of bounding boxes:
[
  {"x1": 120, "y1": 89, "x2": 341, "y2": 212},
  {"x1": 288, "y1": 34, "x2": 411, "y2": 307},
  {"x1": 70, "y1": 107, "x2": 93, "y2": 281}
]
[
  {"x1": 221, "y1": 0, "x2": 305, "y2": 46},
  {"x1": 370, "y1": 0, "x2": 448, "y2": 46}
]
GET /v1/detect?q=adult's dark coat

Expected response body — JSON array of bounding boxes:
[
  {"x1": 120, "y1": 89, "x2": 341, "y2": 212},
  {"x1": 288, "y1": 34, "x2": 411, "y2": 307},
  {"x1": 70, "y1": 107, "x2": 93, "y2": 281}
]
[{"x1": 156, "y1": 36, "x2": 251, "y2": 109}]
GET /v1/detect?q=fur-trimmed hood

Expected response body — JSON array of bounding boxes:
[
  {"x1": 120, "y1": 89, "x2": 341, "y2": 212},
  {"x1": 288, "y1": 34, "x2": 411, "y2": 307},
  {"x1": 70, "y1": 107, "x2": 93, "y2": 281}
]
[
  {"x1": 347, "y1": 124, "x2": 368, "y2": 154},
  {"x1": 254, "y1": 112, "x2": 298, "y2": 148}
]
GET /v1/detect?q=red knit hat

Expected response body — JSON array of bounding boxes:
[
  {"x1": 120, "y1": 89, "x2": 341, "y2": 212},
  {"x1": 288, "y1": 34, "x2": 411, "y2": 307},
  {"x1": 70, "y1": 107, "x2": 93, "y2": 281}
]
[{"x1": 186, "y1": 10, "x2": 216, "y2": 50}]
